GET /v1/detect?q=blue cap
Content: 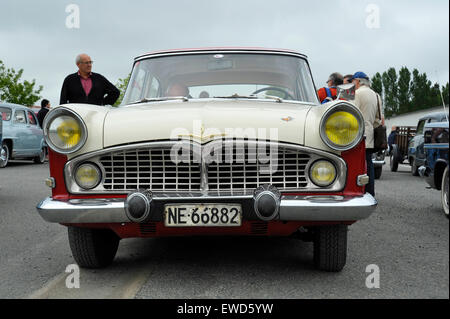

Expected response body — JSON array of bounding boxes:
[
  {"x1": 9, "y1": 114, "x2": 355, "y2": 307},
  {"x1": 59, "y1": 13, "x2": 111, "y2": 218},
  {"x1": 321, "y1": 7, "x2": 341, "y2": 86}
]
[{"x1": 351, "y1": 71, "x2": 369, "y2": 80}]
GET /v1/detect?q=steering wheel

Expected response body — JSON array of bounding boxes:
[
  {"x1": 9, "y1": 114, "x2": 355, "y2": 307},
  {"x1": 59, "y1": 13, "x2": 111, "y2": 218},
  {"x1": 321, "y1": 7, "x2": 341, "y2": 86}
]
[{"x1": 252, "y1": 87, "x2": 294, "y2": 100}]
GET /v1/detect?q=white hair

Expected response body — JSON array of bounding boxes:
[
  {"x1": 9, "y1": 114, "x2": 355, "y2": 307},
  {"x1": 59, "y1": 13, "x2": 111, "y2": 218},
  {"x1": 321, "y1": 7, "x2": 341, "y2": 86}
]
[
  {"x1": 75, "y1": 54, "x2": 89, "y2": 65},
  {"x1": 358, "y1": 78, "x2": 371, "y2": 87}
]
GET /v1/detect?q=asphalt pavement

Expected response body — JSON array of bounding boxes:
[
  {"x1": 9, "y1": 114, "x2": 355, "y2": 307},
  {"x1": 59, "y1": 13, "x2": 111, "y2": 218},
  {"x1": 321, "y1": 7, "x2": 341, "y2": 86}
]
[{"x1": 0, "y1": 158, "x2": 448, "y2": 299}]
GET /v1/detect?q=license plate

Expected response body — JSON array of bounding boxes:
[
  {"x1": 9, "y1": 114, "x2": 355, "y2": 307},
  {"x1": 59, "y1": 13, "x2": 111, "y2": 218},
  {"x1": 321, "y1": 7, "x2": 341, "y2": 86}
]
[{"x1": 164, "y1": 204, "x2": 242, "y2": 227}]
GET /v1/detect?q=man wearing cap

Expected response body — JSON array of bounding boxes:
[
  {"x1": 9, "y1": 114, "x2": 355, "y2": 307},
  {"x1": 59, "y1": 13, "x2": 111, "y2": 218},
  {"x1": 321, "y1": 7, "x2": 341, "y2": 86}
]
[
  {"x1": 317, "y1": 72, "x2": 344, "y2": 104},
  {"x1": 351, "y1": 71, "x2": 382, "y2": 197}
]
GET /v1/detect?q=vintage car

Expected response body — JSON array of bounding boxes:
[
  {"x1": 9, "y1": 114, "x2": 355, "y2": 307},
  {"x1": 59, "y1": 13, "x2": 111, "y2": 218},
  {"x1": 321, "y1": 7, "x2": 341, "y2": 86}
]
[
  {"x1": 408, "y1": 111, "x2": 449, "y2": 176},
  {"x1": 36, "y1": 48, "x2": 377, "y2": 272},
  {"x1": 0, "y1": 102, "x2": 46, "y2": 168},
  {"x1": 419, "y1": 120, "x2": 449, "y2": 217}
]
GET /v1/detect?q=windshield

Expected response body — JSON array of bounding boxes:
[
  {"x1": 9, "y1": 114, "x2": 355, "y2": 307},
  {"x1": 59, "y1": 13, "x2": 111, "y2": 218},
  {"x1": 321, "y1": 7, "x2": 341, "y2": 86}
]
[{"x1": 121, "y1": 53, "x2": 318, "y2": 105}]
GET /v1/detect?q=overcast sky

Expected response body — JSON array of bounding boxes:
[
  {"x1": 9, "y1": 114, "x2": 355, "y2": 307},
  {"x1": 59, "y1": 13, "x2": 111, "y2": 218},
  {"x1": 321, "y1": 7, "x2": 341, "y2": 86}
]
[{"x1": 0, "y1": 0, "x2": 448, "y2": 106}]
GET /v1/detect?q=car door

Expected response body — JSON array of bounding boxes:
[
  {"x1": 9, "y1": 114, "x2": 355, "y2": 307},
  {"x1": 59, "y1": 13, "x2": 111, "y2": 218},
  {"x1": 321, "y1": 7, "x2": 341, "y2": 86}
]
[
  {"x1": 26, "y1": 110, "x2": 43, "y2": 153},
  {"x1": 12, "y1": 109, "x2": 28, "y2": 155}
]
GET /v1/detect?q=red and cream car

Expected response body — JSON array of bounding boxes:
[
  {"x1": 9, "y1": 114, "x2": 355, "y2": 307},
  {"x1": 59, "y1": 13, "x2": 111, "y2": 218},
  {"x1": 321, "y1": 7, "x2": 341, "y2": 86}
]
[{"x1": 37, "y1": 48, "x2": 377, "y2": 271}]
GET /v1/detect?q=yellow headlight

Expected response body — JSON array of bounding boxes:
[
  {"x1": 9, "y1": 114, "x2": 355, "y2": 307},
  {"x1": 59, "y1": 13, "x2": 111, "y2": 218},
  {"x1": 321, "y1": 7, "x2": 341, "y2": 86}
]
[
  {"x1": 310, "y1": 160, "x2": 336, "y2": 187},
  {"x1": 56, "y1": 116, "x2": 81, "y2": 148},
  {"x1": 75, "y1": 163, "x2": 101, "y2": 189},
  {"x1": 324, "y1": 111, "x2": 359, "y2": 147}
]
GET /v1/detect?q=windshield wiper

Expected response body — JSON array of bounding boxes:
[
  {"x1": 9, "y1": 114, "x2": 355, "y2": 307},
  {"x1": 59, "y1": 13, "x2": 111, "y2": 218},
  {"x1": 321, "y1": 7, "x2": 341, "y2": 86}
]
[
  {"x1": 213, "y1": 94, "x2": 283, "y2": 103},
  {"x1": 131, "y1": 96, "x2": 189, "y2": 104}
]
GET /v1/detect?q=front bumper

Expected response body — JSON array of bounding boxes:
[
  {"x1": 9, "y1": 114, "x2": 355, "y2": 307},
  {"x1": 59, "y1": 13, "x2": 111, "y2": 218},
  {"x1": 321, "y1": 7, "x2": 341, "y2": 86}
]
[{"x1": 36, "y1": 193, "x2": 377, "y2": 224}]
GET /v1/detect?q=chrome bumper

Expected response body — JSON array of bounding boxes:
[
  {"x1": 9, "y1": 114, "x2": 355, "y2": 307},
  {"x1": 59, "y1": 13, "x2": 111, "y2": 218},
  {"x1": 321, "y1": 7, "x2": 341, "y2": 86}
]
[
  {"x1": 36, "y1": 193, "x2": 377, "y2": 224},
  {"x1": 372, "y1": 160, "x2": 385, "y2": 166}
]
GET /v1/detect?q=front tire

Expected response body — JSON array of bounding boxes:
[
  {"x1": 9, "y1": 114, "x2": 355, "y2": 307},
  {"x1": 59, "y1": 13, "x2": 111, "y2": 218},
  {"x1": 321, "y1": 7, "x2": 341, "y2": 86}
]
[
  {"x1": 33, "y1": 147, "x2": 46, "y2": 164},
  {"x1": 68, "y1": 227, "x2": 120, "y2": 268},
  {"x1": 442, "y1": 166, "x2": 449, "y2": 218},
  {"x1": 411, "y1": 159, "x2": 419, "y2": 176},
  {"x1": 0, "y1": 142, "x2": 10, "y2": 168},
  {"x1": 313, "y1": 225, "x2": 348, "y2": 272}
]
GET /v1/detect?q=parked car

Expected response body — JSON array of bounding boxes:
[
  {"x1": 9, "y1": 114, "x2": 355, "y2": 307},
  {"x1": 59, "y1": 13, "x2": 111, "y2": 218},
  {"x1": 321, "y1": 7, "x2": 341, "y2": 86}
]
[
  {"x1": 390, "y1": 126, "x2": 416, "y2": 172},
  {"x1": 408, "y1": 111, "x2": 449, "y2": 176},
  {"x1": 36, "y1": 48, "x2": 377, "y2": 272},
  {"x1": 0, "y1": 102, "x2": 46, "y2": 168},
  {"x1": 419, "y1": 121, "x2": 449, "y2": 217}
]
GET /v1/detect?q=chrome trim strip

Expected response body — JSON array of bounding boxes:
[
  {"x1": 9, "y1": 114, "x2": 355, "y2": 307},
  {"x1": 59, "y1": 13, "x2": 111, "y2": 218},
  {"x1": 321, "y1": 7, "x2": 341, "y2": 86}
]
[
  {"x1": 36, "y1": 193, "x2": 377, "y2": 224},
  {"x1": 64, "y1": 140, "x2": 347, "y2": 195}
]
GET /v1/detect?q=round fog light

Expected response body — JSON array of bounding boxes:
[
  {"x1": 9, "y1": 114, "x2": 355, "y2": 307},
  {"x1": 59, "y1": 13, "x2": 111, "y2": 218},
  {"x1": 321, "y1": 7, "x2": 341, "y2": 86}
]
[
  {"x1": 75, "y1": 163, "x2": 101, "y2": 189},
  {"x1": 310, "y1": 160, "x2": 337, "y2": 187}
]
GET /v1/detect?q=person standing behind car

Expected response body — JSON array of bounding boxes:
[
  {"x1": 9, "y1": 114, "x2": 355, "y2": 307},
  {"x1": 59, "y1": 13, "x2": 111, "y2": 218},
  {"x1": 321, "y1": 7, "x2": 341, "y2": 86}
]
[
  {"x1": 317, "y1": 72, "x2": 344, "y2": 104},
  {"x1": 351, "y1": 71, "x2": 382, "y2": 197},
  {"x1": 37, "y1": 99, "x2": 50, "y2": 128},
  {"x1": 60, "y1": 53, "x2": 120, "y2": 106}
]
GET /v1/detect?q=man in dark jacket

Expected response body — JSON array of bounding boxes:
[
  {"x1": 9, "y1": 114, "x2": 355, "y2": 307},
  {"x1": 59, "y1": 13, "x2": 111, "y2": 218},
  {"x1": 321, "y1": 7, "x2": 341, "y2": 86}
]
[
  {"x1": 37, "y1": 99, "x2": 50, "y2": 128},
  {"x1": 60, "y1": 53, "x2": 120, "y2": 106}
]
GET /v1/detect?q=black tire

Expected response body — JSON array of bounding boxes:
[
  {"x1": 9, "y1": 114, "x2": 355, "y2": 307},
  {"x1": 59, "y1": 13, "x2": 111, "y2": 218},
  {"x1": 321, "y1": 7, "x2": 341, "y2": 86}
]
[
  {"x1": 442, "y1": 166, "x2": 449, "y2": 218},
  {"x1": 33, "y1": 147, "x2": 46, "y2": 164},
  {"x1": 390, "y1": 153, "x2": 398, "y2": 172},
  {"x1": 0, "y1": 142, "x2": 10, "y2": 168},
  {"x1": 313, "y1": 225, "x2": 348, "y2": 272},
  {"x1": 411, "y1": 159, "x2": 419, "y2": 176},
  {"x1": 68, "y1": 226, "x2": 120, "y2": 269},
  {"x1": 374, "y1": 166, "x2": 382, "y2": 179}
]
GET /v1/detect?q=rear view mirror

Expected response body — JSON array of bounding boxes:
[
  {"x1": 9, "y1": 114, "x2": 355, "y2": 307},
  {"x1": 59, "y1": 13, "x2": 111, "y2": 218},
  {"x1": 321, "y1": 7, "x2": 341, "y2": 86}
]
[{"x1": 337, "y1": 83, "x2": 355, "y2": 100}]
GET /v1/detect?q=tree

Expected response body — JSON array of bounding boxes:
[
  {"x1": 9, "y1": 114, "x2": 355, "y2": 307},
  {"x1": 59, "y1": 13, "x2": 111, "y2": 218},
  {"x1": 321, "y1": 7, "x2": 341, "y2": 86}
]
[
  {"x1": 0, "y1": 60, "x2": 43, "y2": 106},
  {"x1": 381, "y1": 68, "x2": 398, "y2": 117},
  {"x1": 397, "y1": 67, "x2": 411, "y2": 114},
  {"x1": 113, "y1": 73, "x2": 130, "y2": 106},
  {"x1": 442, "y1": 83, "x2": 449, "y2": 105},
  {"x1": 410, "y1": 69, "x2": 429, "y2": 111},
  {"x1": 371, "y1": 72, "x2": 383, "y2": 96}
]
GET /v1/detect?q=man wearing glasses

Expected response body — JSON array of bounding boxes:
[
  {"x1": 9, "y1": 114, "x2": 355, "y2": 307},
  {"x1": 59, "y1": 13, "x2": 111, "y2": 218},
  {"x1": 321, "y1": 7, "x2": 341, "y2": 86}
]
[{"x1": 60, "y1": 53, "x2": 120, "y2": 106}]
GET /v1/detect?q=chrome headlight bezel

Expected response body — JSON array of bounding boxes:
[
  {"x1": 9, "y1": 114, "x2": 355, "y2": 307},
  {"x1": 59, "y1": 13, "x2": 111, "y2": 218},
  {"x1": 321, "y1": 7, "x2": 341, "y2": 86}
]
[
  {"x1": 74, "y1": 162, "x2": 102, "y2": 190},
  {"x1": 319, "y1": 103, "x2": 365, "y2": 151},
  {"x1": 43, "y1": 107, "x2": 88, "y2": 154}
]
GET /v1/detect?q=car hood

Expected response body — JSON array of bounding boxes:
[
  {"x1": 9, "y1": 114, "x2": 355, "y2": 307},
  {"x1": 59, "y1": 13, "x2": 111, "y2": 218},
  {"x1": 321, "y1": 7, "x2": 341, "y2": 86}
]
[{"x1": 103, "y1": 99, "x2": 313, "y2": 147}]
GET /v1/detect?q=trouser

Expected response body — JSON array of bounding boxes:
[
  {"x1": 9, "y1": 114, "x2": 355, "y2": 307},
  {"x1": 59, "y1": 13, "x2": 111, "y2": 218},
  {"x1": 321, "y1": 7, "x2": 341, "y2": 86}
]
[{"x1": 365, "y1": 149, "x2": 375, "y2": 197}]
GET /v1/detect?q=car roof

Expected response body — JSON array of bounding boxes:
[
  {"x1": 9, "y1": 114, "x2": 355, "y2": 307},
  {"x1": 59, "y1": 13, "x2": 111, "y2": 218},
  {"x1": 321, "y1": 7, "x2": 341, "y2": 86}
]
[
  {"x1": 419, "y1": 111, "x2": 449, "y2": 121},
  {"x1": 135, "y1": 47, "x2": 308, "y2": 61},
  {"x1": 0, "y1": 102, "x2": 30, "y2": 111}
]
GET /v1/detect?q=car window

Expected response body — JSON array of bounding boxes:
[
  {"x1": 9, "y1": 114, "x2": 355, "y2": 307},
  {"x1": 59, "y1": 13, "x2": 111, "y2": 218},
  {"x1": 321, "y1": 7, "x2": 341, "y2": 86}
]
[
  {"x1": 14, "y1": 110, "x2": 27, "y2": 124},
  {"x1": 0, "y1": 107, "x2": 12, "y2": 121},
  {"x1": 416, "y1": 120, "x2": 426, "y2": 134},
  {"x1": 27, "y1": 111, "x2": 37, "y2": 125}
]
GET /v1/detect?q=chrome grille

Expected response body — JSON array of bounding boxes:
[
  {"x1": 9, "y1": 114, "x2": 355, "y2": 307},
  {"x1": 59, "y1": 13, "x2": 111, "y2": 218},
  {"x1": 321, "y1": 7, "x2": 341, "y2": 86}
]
[
  {"x1": 99, "y1": 147, "x2": 201, "y2": 191},
  {"x1": 207, "y1": 145, "x2": 309, "y2": 191},
  {"x1": 67, "y1": 141, "x2": 347, "y2": 194}
]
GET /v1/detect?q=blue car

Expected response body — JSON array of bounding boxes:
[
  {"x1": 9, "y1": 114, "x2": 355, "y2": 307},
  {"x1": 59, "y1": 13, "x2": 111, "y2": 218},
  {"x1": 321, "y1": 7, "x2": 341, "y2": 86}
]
[
  {"x1": 0, "y1": 102, "x2": 46, "y2": 168},
  {"x1": 408, "y1": 111, "x2": 449, "y2": 176},
  {"x1": 419, "y1": 121, "x2": 449, "y2": 217}
]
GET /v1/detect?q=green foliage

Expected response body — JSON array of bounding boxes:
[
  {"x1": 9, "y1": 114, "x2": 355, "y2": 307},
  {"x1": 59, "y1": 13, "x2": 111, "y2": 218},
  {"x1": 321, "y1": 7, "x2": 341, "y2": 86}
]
[
  {"x1": 374, "y1": 66, "x2": 448, "y2": 118},
  {"x1": 381, "y1": 68, "x2": 398, "y2": 117},
  {"x1": 371, "y1": 72, "x2": 383, "y2": 96},
  {"x1": 397, "y1": 67, "x2": 411, "y2": 114},
  {"x1": 0, "y1": 60, "x2": 43, "y2": 106},
  {"x1": 113, "y1": 73, "x2": 131, "y2": 106}
]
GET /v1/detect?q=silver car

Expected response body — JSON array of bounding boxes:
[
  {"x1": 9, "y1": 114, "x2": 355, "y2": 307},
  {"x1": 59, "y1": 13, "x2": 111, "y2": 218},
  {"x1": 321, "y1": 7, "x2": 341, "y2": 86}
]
[{"x1": 0, "y1": 102, "x2": 46, "y2": 168}]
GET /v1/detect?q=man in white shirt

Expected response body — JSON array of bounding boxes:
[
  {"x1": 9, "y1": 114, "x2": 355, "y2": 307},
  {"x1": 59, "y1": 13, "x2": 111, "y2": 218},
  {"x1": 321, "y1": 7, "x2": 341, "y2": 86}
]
[{"x1": 351, "y1": 71, "x2": 382, "y2": 197}]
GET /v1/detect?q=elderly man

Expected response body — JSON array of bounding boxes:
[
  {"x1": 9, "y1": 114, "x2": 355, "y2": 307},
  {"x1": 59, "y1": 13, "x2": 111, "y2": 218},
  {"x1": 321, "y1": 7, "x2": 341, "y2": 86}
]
[
  {"x1": 60, "y1": 53, "x2": 120, "y2": 106},
  {"x1": 351, "y1": 71, "x2": 382, "y2": 197},
  {"x1": 317, "y1": 72, "x2": 344, "y2": 104}
]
